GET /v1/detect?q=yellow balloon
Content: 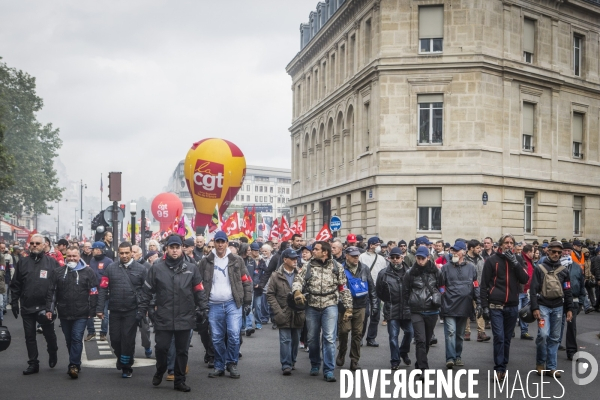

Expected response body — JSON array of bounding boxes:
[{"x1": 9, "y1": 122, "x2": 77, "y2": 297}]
[{"x1": 184, "y1": 138, "x2": 246, "y2": 228}]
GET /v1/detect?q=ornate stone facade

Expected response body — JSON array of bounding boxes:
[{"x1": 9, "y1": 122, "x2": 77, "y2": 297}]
[{"x1": 287, "y1": 0, "x2": 600, "y2": 243}]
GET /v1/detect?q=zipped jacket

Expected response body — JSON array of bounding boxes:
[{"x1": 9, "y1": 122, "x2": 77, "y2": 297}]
[{"x1": 480, "y1": 251, "x2": 529, "y2": 308}]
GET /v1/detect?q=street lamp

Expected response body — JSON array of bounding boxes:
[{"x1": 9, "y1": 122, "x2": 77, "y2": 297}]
[{"x1": 130, "y1": 201, "x2": 137, "y2": 245}]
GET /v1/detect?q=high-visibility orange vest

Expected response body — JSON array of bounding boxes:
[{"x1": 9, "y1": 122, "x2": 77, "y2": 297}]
[{"x1": 571, "y1": 250, "x2": 585, "y2": 270}]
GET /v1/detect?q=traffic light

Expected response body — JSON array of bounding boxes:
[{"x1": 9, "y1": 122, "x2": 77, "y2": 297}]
[{"x1": 108, "y1": 172, "x2": 122, "y2": 202}]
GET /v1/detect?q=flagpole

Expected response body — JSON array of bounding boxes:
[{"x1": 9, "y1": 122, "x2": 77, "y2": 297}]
[{"x1": 100, "y1": 173, "x2": 103, "y2": 211}]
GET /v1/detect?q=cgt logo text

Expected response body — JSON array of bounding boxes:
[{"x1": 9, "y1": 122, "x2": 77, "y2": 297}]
[{"x1": 340, "y1": 355, "x2": 598, "y2": 400}]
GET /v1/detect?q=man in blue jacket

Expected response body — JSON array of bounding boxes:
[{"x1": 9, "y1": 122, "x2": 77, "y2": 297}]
[{"x1": 85, "y1": 241, "x2": 112, "y2": 342}]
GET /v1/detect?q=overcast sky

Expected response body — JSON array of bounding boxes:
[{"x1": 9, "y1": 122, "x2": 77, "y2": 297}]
[{"x1": 0, "y1": 0, "x2": 317, "y2": 204}]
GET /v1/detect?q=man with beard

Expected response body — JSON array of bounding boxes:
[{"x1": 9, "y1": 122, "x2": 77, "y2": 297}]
[{"x1": 9, "y1": 233, "x2": 60, "y2": 375}]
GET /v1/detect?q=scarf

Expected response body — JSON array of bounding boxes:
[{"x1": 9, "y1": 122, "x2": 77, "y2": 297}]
[{"x1": 165, "y1": 255, "x2": 184, "y2": 272}]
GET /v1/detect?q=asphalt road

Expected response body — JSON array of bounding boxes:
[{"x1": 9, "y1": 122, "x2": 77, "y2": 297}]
[{"x1": 1, "y1": 309, "x2": 598, "y2": 400}]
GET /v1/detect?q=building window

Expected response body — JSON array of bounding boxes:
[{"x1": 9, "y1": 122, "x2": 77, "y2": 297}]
[
  {"x1": 574, "y1": 35, "x2": 582, "y2": 77},
  {"x1": 270, "y1": 187, "x2": 273, "y2": 193},
  {"x1": 286, "y1": 188, "x2": 290, "y2": 194},
  {"x1": 259, "y1": 186, "x2": 263, "y2": 192},
  {"x1": 574, "y1": 196, "x2": 583, "y2": 236},
  {"x1": 524, "y1": 193, "x2": 534, "y2": 234},
  {"x1": 418, "y1": 94, "x2": 443, "y2": 144},
  {"x1": 417, "y1": 188, "x2": 442, "y2": 231},
  {"x1": 246, "y1": 195, "x2": 250, "y2": 201},
  {"x1": 254, "y1": 196, "x2": 258, "y2": 202},
  {"x1": 419, "y1": 6, "x2": 444, "y2": 54},
  {"x1": 522, "y1": 102, "x2": 535, "y2": 151},
  {"x1": 573, "y1": 112, "x2": 584, "y2": 159},
  {"x1": 523, "y1": 18, "x2": 535, "y2": 63}
]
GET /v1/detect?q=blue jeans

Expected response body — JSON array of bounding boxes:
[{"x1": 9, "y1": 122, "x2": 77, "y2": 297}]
[
  {"x1": 305, "y1": 305, "x2": 338, "y2": 376},
  {"x1": 260, "y1": 293, "x2": 270, "y2": 323},
  {"x1": 443, "y1": 317, "x2": 468, "y2": 362},
  {"x1": 60, "y1": 318, "x2": 88, "y2": 367},
  {"x1": 489, "y1": 306, "x2": 518, "y2": 372},
  {"x1": 87, "y1": 300, "x2": 108, "y2": 335},
  {"x1": 535, "y1": 305, "x2": 562, "y2": 371},
  {"x1": 387, "y1": 319, "x2": 413, "y2": 366},
  {"x1": 279, "y1": 328, "x2": 300, "y2": 370},
  {"x1": 253, "y1": 293, "x2": 263, "y2": 327},
  {"x1": 0, "y1": 294, "x2": 4, "y2": 320},
  {"x1": 209, "y1": 300, "x2": 243, "y2": 371},
  {"x1": 518, "y1": 294, "x2": 530, "y2": 335}
]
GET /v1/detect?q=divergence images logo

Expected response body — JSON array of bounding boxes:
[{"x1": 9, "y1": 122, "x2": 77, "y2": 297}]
[
  {"x1": 572, "y1": 351, "x2": 598, "y2": 386},
  {"x1": 193, "y1": 160, "x2": 224, "y2": 199}
]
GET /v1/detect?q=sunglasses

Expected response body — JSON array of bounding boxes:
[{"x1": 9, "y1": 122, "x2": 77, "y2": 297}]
[
  {"x1": 549, "y1": 250, "x2": 562, "y2": 255},
  {"x1": 208, "y1": 245, "x2": 214, "y2": 248},
  {"x1": 30, "y1": 242, "x2": 42, "y2": 246},
  {"x1": 390, "y1": 256, "x2": 402, "y2": 260}
]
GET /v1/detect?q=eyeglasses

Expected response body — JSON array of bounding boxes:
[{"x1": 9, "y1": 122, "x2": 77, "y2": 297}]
[
  {"x1": 30, "y1": 242, "x2": 42, "y2": 246},
  {"x1": 549, "y1": 250, "x2": 562, "y2": 255},
  {"x1": 390, "y1": 256, "x2": 402, "y2": 260},
  {"x1": 400, "y1": 245, "x2": 407, "y2": 247},
  {"x1": 208, "y1": 246, "x2": 214, "y2": 248}
]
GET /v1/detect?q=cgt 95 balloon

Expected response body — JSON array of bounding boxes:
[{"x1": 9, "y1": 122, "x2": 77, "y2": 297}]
[
  {"x1": 151, "y1": 192, "x2": 183, "y2": 231},
  {"x1": 184, "y1": 138, "x2": 246, "y2": 228}
]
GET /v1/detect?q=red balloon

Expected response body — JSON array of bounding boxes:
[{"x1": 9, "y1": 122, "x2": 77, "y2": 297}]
[{"x1": 151, "y1": 193, "x2": 183, "y2": 231}]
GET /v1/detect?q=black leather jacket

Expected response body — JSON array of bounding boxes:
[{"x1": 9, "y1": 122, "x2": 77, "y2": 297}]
[
  {"x1": 376, "y1": 262, "x2": 411, "y2": 320},
  {"x1": 402, "y1": 261, "x2": 442, "y2": 314}
]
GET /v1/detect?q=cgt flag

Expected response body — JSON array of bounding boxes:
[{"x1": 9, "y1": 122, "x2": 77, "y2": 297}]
[
  {"x1": 280, "y1": 216, "x2": 293, "y2": 241},
  {"x1": 223, "y1": 212, "x2": 241, "y2": 237},
  {"x1": 315, "y1": 224, "x2": 332, "y2": 241},
  {"x1": 298, "y1": 215, "x2": 306, "y2": 234},
  {"x1": 269, "y1": 218, "x2": 280, "y2": 241}
]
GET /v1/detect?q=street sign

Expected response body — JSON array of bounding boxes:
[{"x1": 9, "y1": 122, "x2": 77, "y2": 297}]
[
  {"x1": 330, "y1": 215, "x2": 342, "y2": 232},
  {"x1": 103, "y1": 205, "x2": 125, "y2": 226}
]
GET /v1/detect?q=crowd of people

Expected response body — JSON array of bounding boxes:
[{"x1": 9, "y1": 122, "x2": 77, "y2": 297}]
[{"x1": 2, "y1": 230, "x2": 600, "y2": 392}]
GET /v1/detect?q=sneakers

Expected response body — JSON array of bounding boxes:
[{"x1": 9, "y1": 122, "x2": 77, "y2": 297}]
[
  {"x1": 521, "y1": 333, "x2": 534, "y2": 340},
  {"x1": 324, "y1": 372, "x2": 337, "y2": 382},
  {"x1": 477, "y1": 332, "x2": 491, "y2": 342},
  {"x1": 299, "y1": 342, "x2": 305, "y2": 349},
  {"x1": 122, "y1": 370, "x2": 133, "y2": 378},
  {"x1": 282, "y1": 368, "x2": 292, "y2": 376},
  {"x1": 207, "y1": 358, "x2": 214, "y2": 369},
  {"x1": 166, "y1": 372, "x2": 175, "y2": 381},
  {"x1": 446, "y1": 360, "x2": 455, "y2": 369},
  {"x1": 208, "y1": 369, "x2": 224, "y2": 378},
  {"x1": 246, "y1": 328, "x2": 255, "y2": 337},
  {"x1": 391, "y1": 363, "x2": 401, "y2": 370},
  {"x1": 145, "y1": 348, "x2": 153, "y2": 358},
  {"x1": 152, "y1": 373, "x2": 162, "y2": 386},
  {"x1": 174, "y1": 383, "x2": 191, "y2": 392},
  {"x1": 464, "y1": 332, "x2": 471, "y2": 341},
  {"x1": 99, "y1": 334, "x2": 107, "y2": 341},
  {"x1": 455, "y1": 358, "x2": 464, "y2": 367},
  {"x1": 256, "y1": 324, "x2": 262, "y2": 330},
  {"x1": 36, "y1": 326, "x2": 43, "y2": 333},
  {"x1": 310, "y1": 367, "x2": 320, "y2": 376},
  {"x1": 226, "y1": 363, "x2": 240, "y2": 379},
  {"x1": 85, "y1": 334, "x2": 95, "y2": 341},
  {"x1": 366, "y1": 341, "x2": 379, "y2": 347},
  {"x1": 401, "y1": 355, "x2": 411, "y2": 366},
  {"x1": 68, "y1": 365, "x2": 79, "y2": 379}
]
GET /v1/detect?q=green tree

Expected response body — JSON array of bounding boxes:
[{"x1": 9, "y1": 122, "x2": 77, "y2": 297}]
[{"x1": 0, "y1": 59, "x2": 63, "y2": 215}]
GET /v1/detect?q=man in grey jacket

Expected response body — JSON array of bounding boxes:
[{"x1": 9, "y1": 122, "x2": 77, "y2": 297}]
[{"x1": 440, "y1": 241, "x2": 482, "y2": 369}]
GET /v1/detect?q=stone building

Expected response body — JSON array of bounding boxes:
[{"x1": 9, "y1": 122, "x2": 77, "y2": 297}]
[{"x1": 286, "y1": 0, "x2": 600, "y2": 243}]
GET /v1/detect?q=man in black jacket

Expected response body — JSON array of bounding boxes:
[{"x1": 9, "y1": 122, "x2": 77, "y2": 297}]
[
  {"x1": 46, "y1": 246, "x2": 98, "y2": 379},
  {"x1": 96, "y1": 241, "x2": 147, "y2": 378},
  {"x1": 530, "y1": 241, "x2": 573, "y2": 378},
  {"x1": 85, "y1": 241, "x2": 112, "y2": 342},
  {"x1": 480, "y1": 233, "x2": 529, "y2": 381},
  {"x1": 9, "y1": 233, "x2": 60, "y2": 375},
  {"x1": 376, "y1": 247, "x2": 413, "y2": 370},
  {"x1": 140, "y1": 234, "x2": 207, "y2": 392},
  {"x1": 336, "y1": 246, "x2": 378, "y2": 371}
]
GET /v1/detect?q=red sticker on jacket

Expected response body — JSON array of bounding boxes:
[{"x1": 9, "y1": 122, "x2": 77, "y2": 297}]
[{"x1": 99, "y1": 263, "x2": 104, "y2": 270}]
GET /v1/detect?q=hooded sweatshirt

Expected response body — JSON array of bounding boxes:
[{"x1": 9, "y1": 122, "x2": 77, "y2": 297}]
[{"x1": 209, "y1": 248, "x2": 234, "y2": 304}]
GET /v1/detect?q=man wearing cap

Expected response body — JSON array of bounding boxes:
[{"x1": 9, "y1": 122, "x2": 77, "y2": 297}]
[
  {"x1": 346, "y1": 233, "x2": 358, "y2": 247},
  {"x1": 440, "y1": 241, "x2": 482, "y2": 369},
  {"x1": 530, "y1": 241, "x2": 574, "y2": 378},
  {"x1": 85, "y1": 242, "x2": 113, "y2": 341},
  {"x1": 140, "y1": 234, "x2": 208, "y2": 392},
  {"x1": 266, "y1": 248, "x2": 305, "y2": 375},
  {"x1": 358, "y1": 237, "x2": 387, "y2": 347},
  {"x1": 398, "y1": 240, "x2": 415, "y2": 267},
  {"x1": 96, "y1": 241, "x2": 147, "y2": 378},
  {"x1": 337, "y1": 246, "x2": 378, "y2": 371},
  {"x1": 56, "y1": 239, "x2": 69, "y2": 258},
  {"x1": 292, "y1": 241, "x2": 352, "y2": 382},
  {"x1": 376, "y1": 247, "x2": 413, "y2": 370},
  {"x1": 182, "y1": 238, "x2": 196, "y2": 263},
  {"x1": 198, "y1": 231, "x2": 253, "y2": 379},
  {"x1": 480, "y1": 234, "x2": 530, "y2": 382}
]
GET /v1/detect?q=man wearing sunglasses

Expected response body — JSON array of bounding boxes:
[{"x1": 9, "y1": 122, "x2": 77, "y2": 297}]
[
  {"x1": 9, "y1": 233, "x2": 60, "y2": 375},
  {"x1": 530, "y1": 241, "x2": 574, "y2": 379}
]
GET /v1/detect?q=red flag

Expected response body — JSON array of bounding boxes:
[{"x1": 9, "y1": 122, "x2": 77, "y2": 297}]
[
  {"x1": 280, "y1": 216, "x2": 293, "y2": 241},
  {"x1": 290, "y1": 219, "x2": 298, "y2": 235},
  {"x1": 315, "y1": 224, "x2": 332, "y2": 241},
  {"x1": 222, "y1": 212, "x2": 241, "y2": 237},
  {"x1": 249, "y1": 206, "x2": 257, "y2": 232},
  {"x1": 26, "y1": 229, "x2": 38, "y2": 246},
  {"x1": 299, "y1": 215, "x2": 306, "y2": 234},
  {"x1": 269, "y1": 218, "x2": 280, "y2": 241},
  {"x1": 243, "y1": 208, "x2": 253, "y2": 238}
]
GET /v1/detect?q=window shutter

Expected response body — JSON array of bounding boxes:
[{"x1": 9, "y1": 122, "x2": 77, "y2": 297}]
[
  {"x1": 418, "y1": 188, "x2": 442, "y2": 207},
  {"x1": 418, "y1": 94, "x2": 443, "y2": 103},
  {"x1": 573, "y1": 113, "x2": 583, "y2": 143},
  {"x1": 523, "y1": 103, "x2": 534, "y2": 136},
  {"x1": 524, "y1": 19, "x2": 535, "y2": 53},
  {"x1": 573, "y1": 196, "x2": 583, "y2": 211},
  {"x1": 419, "y1": 6, "x2": 444, "y2": 39}
]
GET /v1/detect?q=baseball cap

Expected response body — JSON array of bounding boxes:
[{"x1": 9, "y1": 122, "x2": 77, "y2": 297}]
[
  {"x1": 451, "y1": 241, "x2": 467, "y2": 252},
  {"x1": 282, "y1": 248, "x2": 299, "y2": 259},
  {"x1": 541, "y1": 243, "x2": 549, "y2": 248},
  {"x1": 250, "y1": 242, "x2": 261, "y2": 251},
  {"x1": 299, "y1": 245, "x2": 312, "y2": 253},
  {"x1": 183, "y1": 238, "x2": 195, "y2": 247},
  {"x1": 346, "y1": 234, "x2": 357, "y2": 243},
  {"x1": 572, "y1": 240, "x2": 583, "y2": 247},
  {"x1": 389, "y1": 247, "x2": 402, "y2": 256},
  {"x1": 415, "y1": 236, "x2": 432, "y2": 246},
  {"x1": 398, "y1": 240, "x2": 407, "y2": 246},
  {"x1": 166, "y1": 235, "x2": 183, "y2": 246},
  {"x1": 356, "y1": 235, "x2": 364, "y2": 242},
  {"x1": 214, "y1": 231, "x2": 228, "y2": 242},
  {"x1": 415, "y1": 247, "x2": 430, "y2": 258},
  {"x1": 91, "y1": 241, "x2": 106, "y2": 250},
  {"x1": 345, "y1": 246, "x2": 361, "y2": 256},
  {"x1": 57, "y1": 239, "x2": 69, "y2": 246},
  {"x1": 367, "y1": 236, "x2": 380, "y2": 246},
  {"x1": 145, "y1": 251, "x2": 158, "y2": 260}
]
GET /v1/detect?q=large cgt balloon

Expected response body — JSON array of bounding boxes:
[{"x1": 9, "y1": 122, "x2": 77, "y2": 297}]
[
  {"x1": 184, "y1": 138, "x2": 246, "y2": 228},
  {"x1": 151, "y1": 192, "x2": 183, "y2": 231}
]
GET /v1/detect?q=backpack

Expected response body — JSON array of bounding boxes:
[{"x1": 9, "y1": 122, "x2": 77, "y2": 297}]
[{"x1": 538, "y1": 265, "x2": 566, "y2": 300}]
